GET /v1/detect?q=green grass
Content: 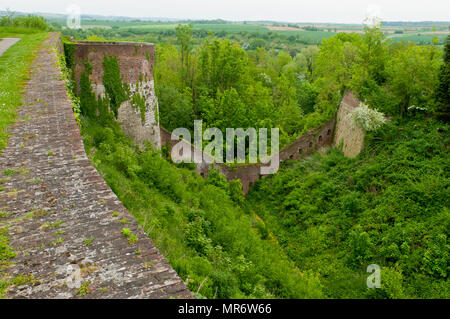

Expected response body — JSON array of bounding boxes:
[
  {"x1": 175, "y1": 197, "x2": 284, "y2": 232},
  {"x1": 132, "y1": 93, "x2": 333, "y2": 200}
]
[
  {"x1": 0, "y1": 26, "x2": 47, "y2": 37},
  {"x1": 0, "y1": 29, "x2": 48, "y2": 150}
]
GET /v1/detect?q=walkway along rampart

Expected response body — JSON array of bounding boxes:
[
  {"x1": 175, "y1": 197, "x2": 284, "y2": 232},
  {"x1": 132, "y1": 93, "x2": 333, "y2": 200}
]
[{"x1": 1, "y1": 33, "x2": 191, "y2": 298}]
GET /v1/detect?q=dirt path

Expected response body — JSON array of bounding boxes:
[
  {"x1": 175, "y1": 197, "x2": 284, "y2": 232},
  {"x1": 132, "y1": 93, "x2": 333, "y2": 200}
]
[
  {"x1": 0, "y1": 38, "x2": 20, "y2": 56},
  {"x1": 0, "y1": 33, "x2": 191, "y2": 299}
]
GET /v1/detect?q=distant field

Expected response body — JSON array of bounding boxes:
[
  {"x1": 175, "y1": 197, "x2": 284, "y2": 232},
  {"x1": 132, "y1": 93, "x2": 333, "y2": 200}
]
[
  {"x1": 126, "y1": 23, "x2": 269, "y2": 33},
  {"x1": 389, "y1": 32, "x2": 448, "y2": 44},
  {"x1": 65, "y1": 19, "x2": 450, "y2": 45},
  {"x1": 122, "y1": 23, "x2": 337, "y2": 43}
]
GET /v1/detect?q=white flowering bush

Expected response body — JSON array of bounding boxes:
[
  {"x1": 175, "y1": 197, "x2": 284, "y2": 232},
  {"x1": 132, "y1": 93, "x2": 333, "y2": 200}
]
[{"x1": 350, "y1": 103, "x2": 386, "y2": 132}]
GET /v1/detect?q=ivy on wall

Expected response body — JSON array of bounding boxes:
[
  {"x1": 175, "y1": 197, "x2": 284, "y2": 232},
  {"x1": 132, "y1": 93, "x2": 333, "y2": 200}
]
[{"x1": 102, "y1": 55, "x2": 128, "y2": 119}]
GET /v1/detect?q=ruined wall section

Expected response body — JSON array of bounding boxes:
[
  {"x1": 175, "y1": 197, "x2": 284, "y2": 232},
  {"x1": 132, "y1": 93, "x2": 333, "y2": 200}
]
[
  {"x1": 73, "y1": 41, "x2": 161, "y2": 150},
  {"x1": 160, "y1": 92, "x2": 366, "y2": 194},
  {"x1": 160, "y1": 118, "x2": 336, "y2": 194},
  {"x1": 333, "y1": 91, "x2": 365, "y2": 158}
]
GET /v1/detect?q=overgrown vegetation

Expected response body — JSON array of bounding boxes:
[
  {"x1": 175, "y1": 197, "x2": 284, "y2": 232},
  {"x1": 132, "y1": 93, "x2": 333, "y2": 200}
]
[
  {"x1": 66, "y1": 34, "x2": 324, "y2": 297},
  {"x1": 69, "y1": 24, "x2": 448, "y2": 299},
  {"x1": 153, "y1": 25, "x2": 442, "y2": 154},
  {"x1": 247, "y1": 118, "x2": 449, "y2": 298},
  {"x1": 80, "y1": 114, "x2": 323, "y2": 298},
  {"x1": 0, "y1": 11, "x2": 50, "y2": 31}
]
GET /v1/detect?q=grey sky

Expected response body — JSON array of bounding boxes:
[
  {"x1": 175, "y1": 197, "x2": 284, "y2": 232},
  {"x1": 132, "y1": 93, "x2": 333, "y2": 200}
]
[{"x1": 2, "y1": 0, "x2": 449, "y2": 23}]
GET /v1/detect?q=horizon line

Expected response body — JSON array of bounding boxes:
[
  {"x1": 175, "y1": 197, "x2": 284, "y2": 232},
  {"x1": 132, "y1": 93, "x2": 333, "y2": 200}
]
[{"x1": 1, "y1": 9, "x2": 449, "y2": 25}]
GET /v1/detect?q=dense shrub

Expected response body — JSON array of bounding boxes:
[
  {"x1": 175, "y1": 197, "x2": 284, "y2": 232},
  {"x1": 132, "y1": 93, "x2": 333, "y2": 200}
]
[
  {"x1": 247, "y1": 118, "x2": 449, "y2": 298},
  {"x1": 350, "y1": 103, "x2": 386, "y2": 131},
  {"x1": 80, "y1": 115, "x2": 324, "y2": 299}
]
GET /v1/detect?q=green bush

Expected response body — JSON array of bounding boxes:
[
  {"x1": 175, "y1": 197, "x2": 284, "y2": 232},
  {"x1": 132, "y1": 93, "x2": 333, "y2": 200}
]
[
  {"x1": 80, "y1": 114, "x2": 324, "y2": 299},
  {"x1": 0, "y1": 12, "x2": 50, "y2": 31},
  {"x1": 247, "y1": 118, "x2": 449, "y2": 298}
]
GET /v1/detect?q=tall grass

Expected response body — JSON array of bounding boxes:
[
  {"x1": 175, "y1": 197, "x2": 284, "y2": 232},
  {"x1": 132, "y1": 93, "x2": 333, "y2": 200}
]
[{"x1": 0, "y1": 11, "x2": 49, "y2": 31}]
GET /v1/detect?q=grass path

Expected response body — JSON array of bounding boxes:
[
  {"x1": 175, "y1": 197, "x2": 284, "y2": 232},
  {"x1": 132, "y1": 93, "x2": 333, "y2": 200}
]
[{"x1": 0, "y1": 31, "x2": 48, "y2": 151}]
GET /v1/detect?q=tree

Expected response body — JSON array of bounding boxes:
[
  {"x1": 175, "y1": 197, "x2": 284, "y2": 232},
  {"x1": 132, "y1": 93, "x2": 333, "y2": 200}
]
[
  {"x1": 295, "y1": 46, "x2": 319, "y2": 80},
  {"x1": 176, "y1": 24, "x2": 194, "y2": 88},
  {"x1": 435, "y1": 36, "x2": 450, "y2": 121},
  {"x1": 387, "y1": 43, "x2": 441, "y2": 116}
]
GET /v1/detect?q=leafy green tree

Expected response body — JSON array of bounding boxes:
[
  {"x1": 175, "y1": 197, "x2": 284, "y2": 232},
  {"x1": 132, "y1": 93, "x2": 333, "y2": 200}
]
[
  {"x1": 295, "y1": 46, "x2": 319, "y2": 80},
  {"x1": 176, "y1": 24, "x2": 194, "y2": 88},
  {"x1": 435, "y1": 36, "x2": 450, "y2": 121},
  {"x1": 157, "y1": 86, "x2": 194, "y2": 132},
  {"x1": 387, "y1": 43, "x2": 441, "y2": 116}
]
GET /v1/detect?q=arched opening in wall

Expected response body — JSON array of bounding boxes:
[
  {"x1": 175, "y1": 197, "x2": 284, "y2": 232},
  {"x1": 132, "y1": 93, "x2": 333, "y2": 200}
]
[
  {"x1": 319, "y1": 136, "x2": 323, "y2": 142},
  {"x1": 327, "y1": 129, "x2": 331, "y2": 136},
  {"x1": 289, "y1": 155, "x2": 294, "y2": 160},
  {"x1": 298, "y1": 148, "x2": 303, "y2": 154},
  {"x1": 309, "y1": 142, "x2": 313, "y2": 148},
  {"x1": 200, "y1": 172, "x2": 204, "y2": 177}
]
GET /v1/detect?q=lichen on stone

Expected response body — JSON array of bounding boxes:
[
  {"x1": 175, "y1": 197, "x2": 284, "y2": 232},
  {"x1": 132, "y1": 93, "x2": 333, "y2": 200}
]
[{"x1": 130, "y1": 93, "x2": 146, "y2": 124}]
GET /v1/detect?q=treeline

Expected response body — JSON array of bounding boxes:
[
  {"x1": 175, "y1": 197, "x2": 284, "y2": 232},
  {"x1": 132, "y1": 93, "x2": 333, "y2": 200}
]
[
  {"x1": 155, "y1": 24, "x2": 330, "y2": 150},
  {"x1": 0, "y1": 11, "x2": 50, "y2": 31},
  {"x1": 60, "y1": 25, "x2": 324, "y2": 46},
  {"x1": 245, "y1": 36, "x2": 449, "y2": 299},
  {"x1": 155, "y1": 25, "x2": 444, "y2": 150}
]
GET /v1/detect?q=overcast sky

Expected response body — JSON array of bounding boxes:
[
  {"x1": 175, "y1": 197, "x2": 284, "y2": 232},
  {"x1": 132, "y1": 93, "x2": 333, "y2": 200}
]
[{"x1": 2, "y1": 0, "x2": 449, "y2": 23}]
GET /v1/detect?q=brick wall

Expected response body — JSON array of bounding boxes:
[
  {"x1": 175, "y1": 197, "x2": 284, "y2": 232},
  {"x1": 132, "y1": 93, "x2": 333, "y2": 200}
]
[
  {"x1": 159, "y1": 92, "x2": 365, "y2": 195},
  {"x1": 160, "y1": 118, "x2": 337, "y2": 194},
  {"x1": 73, "y1": 41, "x2": 161, "y2": 150},
  {"x1": 333, "y1": 91, "x2": 365, "y2": 158}
]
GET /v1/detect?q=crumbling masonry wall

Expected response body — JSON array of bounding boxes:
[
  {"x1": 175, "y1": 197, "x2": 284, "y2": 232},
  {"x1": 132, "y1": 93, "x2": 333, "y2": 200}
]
[
  {"x1": 160, "y1": 91, "x2": 363, "y2": 194},
  {"x1": 160, "y1": 118, "x2": 336, "y2": 194},
  {"x1": 333, "y1": 91, "x2": 365, "y2": 158},
  {"x1": 73, "y1": 41, "x2": 161, "y2": 149}
]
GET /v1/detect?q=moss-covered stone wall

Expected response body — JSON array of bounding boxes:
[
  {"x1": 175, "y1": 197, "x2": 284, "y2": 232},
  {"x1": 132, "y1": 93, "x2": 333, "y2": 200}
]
[{"x1": 72, "y1": 41, "x2": 160, "y2": 150}]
